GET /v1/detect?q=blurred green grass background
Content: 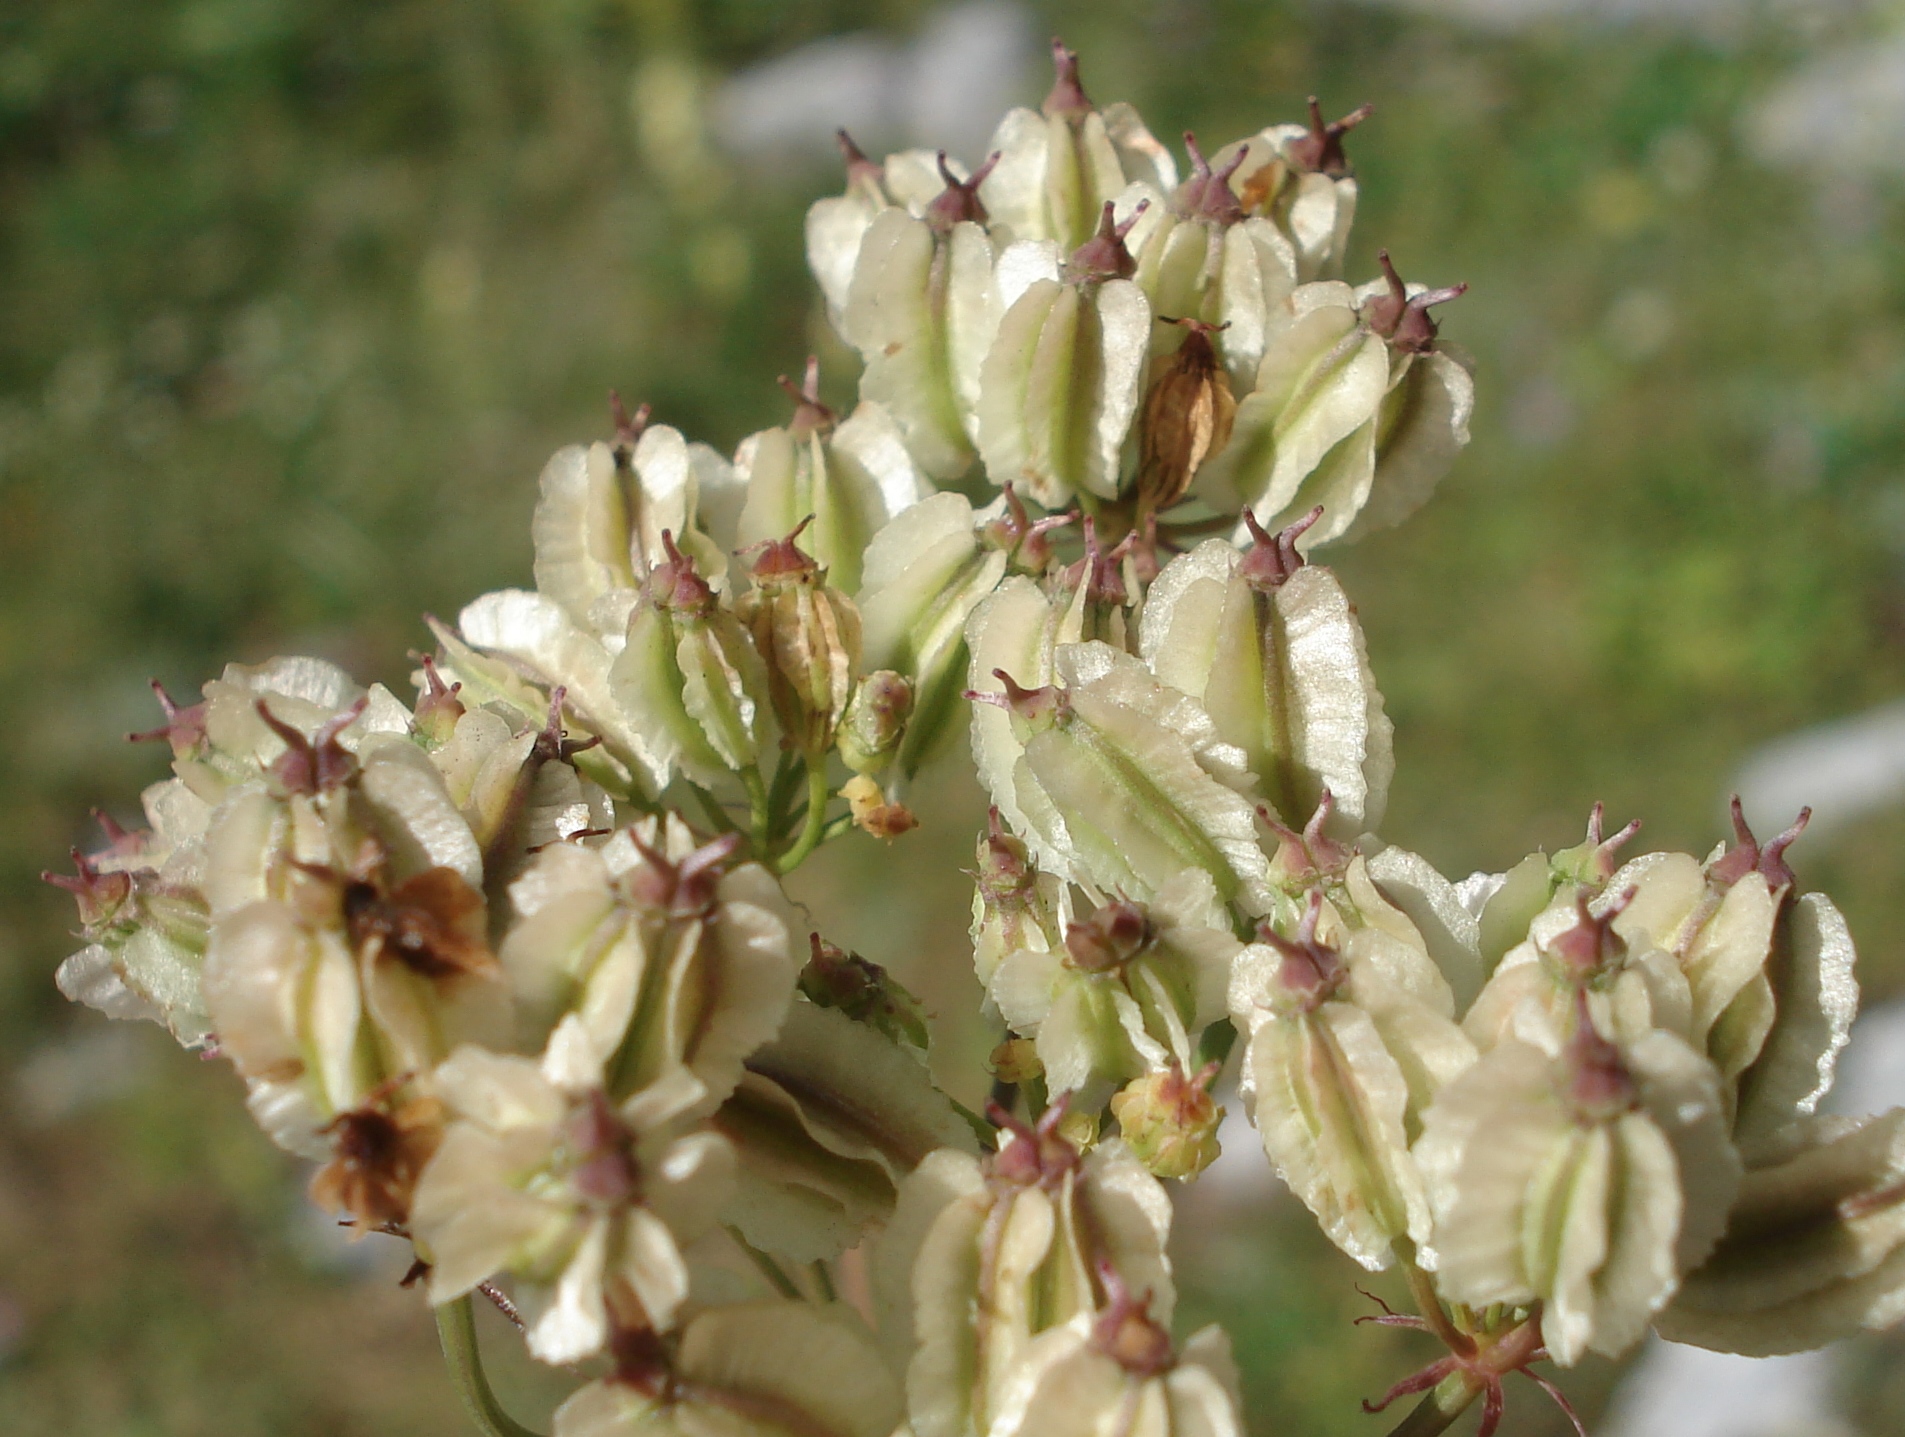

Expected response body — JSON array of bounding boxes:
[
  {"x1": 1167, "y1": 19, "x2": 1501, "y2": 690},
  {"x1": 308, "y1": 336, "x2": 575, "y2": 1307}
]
[{"x1": 7, "y1": 0, "x2": 1905, "y2": 1432}]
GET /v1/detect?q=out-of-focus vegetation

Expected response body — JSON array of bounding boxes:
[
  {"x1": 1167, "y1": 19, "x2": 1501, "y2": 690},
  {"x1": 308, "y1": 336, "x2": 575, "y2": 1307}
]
[{"x1": 7, "y1": 1, "x2": 1905, "y2": 1432}]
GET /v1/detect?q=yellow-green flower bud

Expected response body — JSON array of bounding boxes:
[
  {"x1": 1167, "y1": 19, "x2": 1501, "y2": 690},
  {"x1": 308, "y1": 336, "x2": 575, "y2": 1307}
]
[
  {"x1": 836, "y1": 668, "x2": 913, "y2": 777},
  {"x1": 1110, "y1": 1061, "x2": 1224, "y2": 1181}
]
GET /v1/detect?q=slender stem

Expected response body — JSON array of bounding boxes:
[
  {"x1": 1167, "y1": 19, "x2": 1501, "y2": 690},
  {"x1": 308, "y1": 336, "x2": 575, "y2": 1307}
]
[
  {"x1": 727, "y1": 1224, "x2": 802, "y2": 1299},
  {"x1": 1382, "y1": 1370, "x2": 1482, "y2": 1437},
  {"x1": 811, "y1": 1260, "x2": 837, "y2": 1304},
  {"x1": 950, "y1": 1096, "x2": 998, "y2": 1146},
  {"x1": 435, "y1": 1296, "x2": 543, "y2": 1437},
  {"x1": 684, "y1": 781, "x2": 739, "y2": 838},
  {"x1": 767, "y1": 749, "x2": 802, "y2": 839},
  {"x1": 820, "y1": 811, "x2": 857, "y2": 843},
  {"x1": 1396, "y1": 1241, "x2": 1471, "y2": 1354},
  {"x1": 741, "y1": 766, "x2": 771, "y2": 852},
  {"x1": 775, "y1": 762, "x2": 831, "y2": 873}
]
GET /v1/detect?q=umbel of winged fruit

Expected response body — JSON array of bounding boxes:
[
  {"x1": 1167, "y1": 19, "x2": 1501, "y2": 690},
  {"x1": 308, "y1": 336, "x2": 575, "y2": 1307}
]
[
  {"x1": 989, "y1": 873, "x2": 1236, "y2": 1112},
  {"x1": 1140, "y1": 507, "x2": 1392, "y2": 840},
  {"x1": 610, "y1": 531, "x2": 771, "y2": 790},
  {"x1": 734, "y1": 520, "x2": 865, "y2": 759},
  {"x1": 499, "y1": 814, "x2": 801, "y2": 1114},
  {"x1": 1195, "y1": 253, "x2": 1471, "y2": 547},
  {"x1": 1660, "y1": 1107, "x2": 1905, "y2": 1355},
  {"x1": 876, "y1": 1109, "x2": 1176, "y2": 1437},
  {"x1": 410, "y1": 1016, "x2": 734, "y2": 1364},
  {"x1": 1415, "y1": 992, "x2": 1741, "y2": 1365},
  {"x1": 986, "y1": 1265, "x2": 1245, "y2": 1437},
  {"x1": 979, "y1": 39, "x2": 1176, "y2": 253},
  {"x1": 841, "y1": 154, "x2": 1001, "y2": 482},
  {"x1": 734, "y1": 357, "x2": 926, "y2": 595},
  {"x1": 975, "y1": 199, "x2": 1151, "y2": 508},
  {"x1": 1229, "y1": 889, "x2": 1472, "y2": 1269}
]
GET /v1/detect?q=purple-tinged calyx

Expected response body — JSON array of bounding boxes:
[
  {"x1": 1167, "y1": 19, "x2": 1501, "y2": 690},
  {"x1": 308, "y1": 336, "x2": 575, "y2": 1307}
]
[
  {"x1": 1707, "y1": 794, "x2": 1810, "y2": 892},
  {"x1": 741, "y1": 515, "x2": 824, "y2": 587},
  {"x1": 836, "y1": 128, "x2": 884, "y2": 192},
  {"x1": 1239, "y1": 505, "x2": 1322, "y2": 591},
  {"x1": 127, "y1": 679, "x2": 209, "y2": 756},
  {"x1": 1286, "y1": 97, "x2": 1374, "y2": 180},
  {"x1": 1563, "y1": 989, "x2": 1639, "y2": 1124},
  {"x1": 1062, "y1": 200, "x2": 1145, "y2": 285},
  {"x1": 1173, "y1": 133, "x2": 1247, "y2": 227},
  {"x1": 414, "y1": 654, "x2": 465, "y2": 743},
  {"x1": 777, "y1": 355, "x2": 837, "y2": 442},
  {"x1": 986, "y1": 1098, "x2": 1081, "y2": 1190},
  {"x1": 981, "y1": 485, "x2": 1073, "y2": 573},
  {"x1": 608, "y1": 1324, "x2": 672, "y2": 1397},
  {"x1": 258, "y1": 696, "x2": 366, "y2": 796},
  {"x1": 90, "y1": 808, "x2": 147, "y2": 864},
  {"x1": 530, "y1": 687, "x2": 602, "y2": 767},
  {"x1": 648, "y1": 530, "x2": 716, "y2": 616},
  {"x1": 1091, "y1": 1260, "x2": 1176, "y2": 1378},
  {"x1": 43, "y1": 846, "x2": 135, "y2": 931},
  {"x1": 966, "y1": 669, "x2": 1070, "y2": 734},
  {"x1": 623, "y1": 828, "x2": 744, "y2": 921},
  {"x1": 1040, "y1": 37, "x2": 1094, "y2": 122},
  {"x1": 610, "y1": 391, "x2": 652, "y2": 461},
  {"x1": 1065, "y1": 899, "x2": 1155, "y2": 973},
  {"x1": 1059, "y1": 515, "x2": 1132, "y2": 606},
  {"x1": 925, "y1": 149, "x2": 1000, "y2": 234},
  {"x1": 975, "y1": 807, "x2": 1039, "y2": 904},
  {"x1": 1262, "y1": 790, "x2": 1353, "y2": 883},
  {"x1": 1257, "y1": 888, "x2": 1345, "y2": 1007},
  {"x1": 1542, "y1": 887, "x2": 1636, "y2": 984},
  {"x1": 1363, "y1": 250, "x2": 1467, "y2": 355},
  {"x1": 565, "y1": 1089, "x2": 644, "y2": 1207}
]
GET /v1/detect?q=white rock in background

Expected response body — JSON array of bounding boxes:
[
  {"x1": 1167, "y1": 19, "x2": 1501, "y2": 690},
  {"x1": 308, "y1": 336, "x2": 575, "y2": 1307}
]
[
  {"x1": 1744, "y1": 36, "x2": 1905, "y2": 178},
  {"x1": 711, "y1": 2, "x2": 1034, "y2": 172},
  {"x1": 1337, "y1": 0, "x2": 1865, "y2": 38},
  {"x1": 1601, "y1": 1340, "x2": 1851, "y2": 1437},
  {"x1": 1827, "y1": 998, "x2": 1905, "y2": 1118},
  {"x1": 1732, "y1": 699, "x2": 1905, "y2": 843}
]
